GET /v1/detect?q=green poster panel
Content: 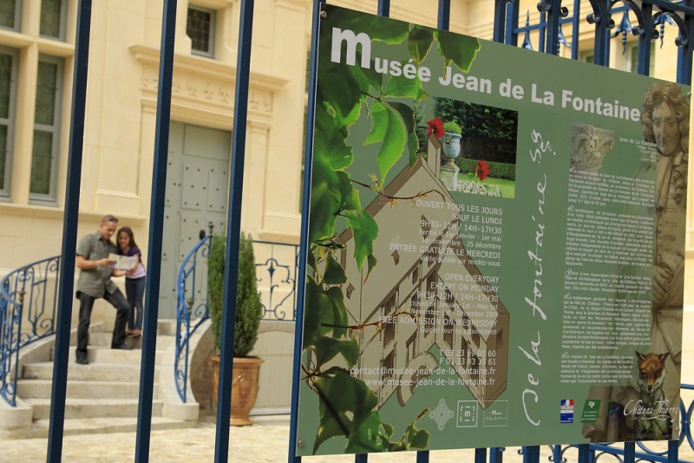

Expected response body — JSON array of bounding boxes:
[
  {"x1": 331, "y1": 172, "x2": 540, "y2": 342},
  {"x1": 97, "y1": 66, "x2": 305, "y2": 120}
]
[{"x1": 296, "y1": 4, "x2": 688, "y2": 456}]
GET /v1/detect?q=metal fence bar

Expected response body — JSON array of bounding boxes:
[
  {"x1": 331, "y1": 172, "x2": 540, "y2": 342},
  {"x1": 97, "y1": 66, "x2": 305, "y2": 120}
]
[
  {"x1": 539, "y1": 0, "x2": 562, "y2": 54},
  {"x1": 668, "y1": 438, "x2": 679, "y2": 463},
  {"x1": 576, "y1": 443, "x2": 590, "y2": 463},
  {"x1": 569, "y1": 0, "x2": 581, "y2": 60},
  {"x1": 214, "y1": 0, "x2": 255, "y2": 461},
  {"x1": 489, "y1": 447, "x2": 504, "y2": 463},
  {"x1": 676, "y1": 0, "x2": 694, "y2": 84},
  {"x1": 624, "y1": 441, "x2": 635, "y2": 463},
  {"x1": 475, "y1": 447, "x2": 487, "y2": 463},
  {"x1": 378, "y1": 0, "x2": 390, "y2": 17},
  {"x1": 46, "y1": 0, "x2": 93, "y2": 460},
  {"x1": 637, "y1": 2, "x2": 655, "y2": 76},
  {"x1": 288, "y1": 0, "x2": 325, "y2": 459},
  {"x1": 522, "y1": 446, "x2": 540, "y2": 463},
  {"x1": 437, "y1": 0, "x2": 450, "y2": 31},
  {"x1": 134, "y1": 0, "x2": 178, "y2": 460}
]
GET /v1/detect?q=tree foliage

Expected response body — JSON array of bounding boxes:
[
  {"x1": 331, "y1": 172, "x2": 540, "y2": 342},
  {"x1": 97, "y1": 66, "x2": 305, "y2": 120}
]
[
  {"x1": 303, "y1": 6, "x2": 480, "y2": 454},
  {"x1": 434, "y1": 98, "x2": 518, "y2": 143},
  {"x1": 208, "y1": 233, "x2": 262, "y2": 357}
]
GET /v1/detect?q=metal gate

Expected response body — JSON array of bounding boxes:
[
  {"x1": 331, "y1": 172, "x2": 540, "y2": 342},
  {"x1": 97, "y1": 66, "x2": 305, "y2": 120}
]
[{"x1": 46, "y1": 1, "x2": 694, "y2": 462}]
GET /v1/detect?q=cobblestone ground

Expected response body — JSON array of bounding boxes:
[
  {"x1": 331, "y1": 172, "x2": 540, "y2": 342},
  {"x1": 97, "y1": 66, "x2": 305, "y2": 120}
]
[
  {"x1": 2, "y1": 315, "x2": 693, "y2": 462},
  {"x1": 1, "y1": 413, "x2": 694, "y2": 463}
]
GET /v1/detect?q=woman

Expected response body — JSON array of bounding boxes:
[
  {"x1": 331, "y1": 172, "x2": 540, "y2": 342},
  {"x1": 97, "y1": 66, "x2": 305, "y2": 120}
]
[{"x1": 117, "y1": 227, "x2": 147, "y2": 338}]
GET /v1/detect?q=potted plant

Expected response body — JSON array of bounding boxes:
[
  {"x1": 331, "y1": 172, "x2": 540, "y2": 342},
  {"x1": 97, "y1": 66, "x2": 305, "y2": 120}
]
[
  {"x1": 442, "y1": 120, "x2": 462, "y2": 159},
  {"x1": 208, "y1": 232, "x2": 263, "y2": 426}
]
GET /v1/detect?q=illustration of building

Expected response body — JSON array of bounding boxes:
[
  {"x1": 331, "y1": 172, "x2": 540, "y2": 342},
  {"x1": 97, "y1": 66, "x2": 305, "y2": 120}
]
[{"x1": 337, "y1": 135, "x2": 510, "y2": 410}]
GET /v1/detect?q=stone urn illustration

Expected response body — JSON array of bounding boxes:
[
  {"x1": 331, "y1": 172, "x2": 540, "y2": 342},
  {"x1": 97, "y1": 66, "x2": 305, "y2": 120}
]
[{"x1": 441, "y1": 121, "x2": 462, "y2": 190}]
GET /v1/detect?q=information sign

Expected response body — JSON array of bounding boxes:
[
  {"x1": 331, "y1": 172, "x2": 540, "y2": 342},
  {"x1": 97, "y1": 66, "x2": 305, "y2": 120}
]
[{"x1": 296, "y1": 5, "x2": 688, "y2": 455}]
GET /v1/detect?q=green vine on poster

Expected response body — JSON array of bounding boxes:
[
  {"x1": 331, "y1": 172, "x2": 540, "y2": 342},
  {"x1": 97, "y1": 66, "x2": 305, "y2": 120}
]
[{"x1": 302, "y1": 5, "x2": 480, "y2": 454}]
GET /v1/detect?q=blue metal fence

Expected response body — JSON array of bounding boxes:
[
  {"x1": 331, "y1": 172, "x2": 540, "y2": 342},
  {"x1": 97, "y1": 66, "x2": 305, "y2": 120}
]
[
  {"x1": 174, "y1": 233, "x2": 213, "y2": 403},
  {"x1": 0, "y1": 256, "x2": 61, "y2": 406},
  {"x1": 173, "y1": 235, "x2": 299, "y2": 402},
  {"x1": 2, "y1": 0, "x2": 691, "y2": 462},
  {"x1": 0, "y1": 234, "x2": 300, "y2": 407}
]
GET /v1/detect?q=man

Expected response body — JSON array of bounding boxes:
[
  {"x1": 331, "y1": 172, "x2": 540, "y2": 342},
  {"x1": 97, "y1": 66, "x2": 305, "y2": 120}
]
[
  {"x1": 75, "y1": 215, "x2": 132, "y2": 365},
  {"x1": 641, "y1": 82, "x2": 688, "y2": 417}
]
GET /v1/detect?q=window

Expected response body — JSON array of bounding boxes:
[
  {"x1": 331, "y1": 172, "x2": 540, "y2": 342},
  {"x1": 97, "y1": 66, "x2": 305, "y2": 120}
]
[
  {"x1": 626, "y1": 42, "x2": 656, "y2": 76},
  {"x1": 40, "y1": 0, "x2": 66, "y2": 40},
  {"x1": 444, "y1": 313, "x2": 453, "y2": 348},
  {"x1": 460, "y1": 336, "x2": 468, "y2": 366},
  {"x1": 382, "y1": 350, "x2": 395, "y2": 385},
  {"x1": 0, "y1": 47, "x2": 17, "y2": 199},
  {"x1": 31, "y1": 56, "x2": 63, "y2": 203},
  {"x1": 405, "y1": 332, "x2": 417, "y2": 366},
  {"x1": 580, "y1": 52, "x2": 594, "y2": 64},
  {"x1": 0, "y1": 1, "x2": 20, "y2": 31},
  {"x1": 187, "y1": 6, "x2": 216, "y2": 58},
  {"x1": 410, "y1": 293, "x2": 419, "y2": 317},
  {"x1": 424, "y1": 305, "x2": 435, "y2": 337},
  {"x1": 382, "y1": 293, "x2": 396, "y2": 347}
]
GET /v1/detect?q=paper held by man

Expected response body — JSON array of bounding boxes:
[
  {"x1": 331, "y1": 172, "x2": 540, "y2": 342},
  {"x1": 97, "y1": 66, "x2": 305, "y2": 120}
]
[{"x1": 108, "y1": 253, "x2": 138, "y2": 271}]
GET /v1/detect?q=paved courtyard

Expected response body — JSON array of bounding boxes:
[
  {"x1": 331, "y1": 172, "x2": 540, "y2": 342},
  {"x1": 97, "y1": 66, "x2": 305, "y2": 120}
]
[
  {"x1": 1, "y1": 312, "x2": 694, "y2": 462},
  {"x1": 1, "y1": 413, "x2": 694, "y2": 462}
]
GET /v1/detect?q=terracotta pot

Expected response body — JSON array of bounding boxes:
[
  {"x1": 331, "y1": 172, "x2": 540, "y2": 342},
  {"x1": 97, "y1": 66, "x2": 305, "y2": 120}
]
[{"x1": 210, "y1": 355, "x2": 264, "y2": 426}]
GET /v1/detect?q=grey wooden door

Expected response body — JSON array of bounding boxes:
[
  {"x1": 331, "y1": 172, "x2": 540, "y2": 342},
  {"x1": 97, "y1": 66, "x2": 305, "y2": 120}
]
[{"x1": 159, "y1": 122, "x2": 231, "y2": 319}]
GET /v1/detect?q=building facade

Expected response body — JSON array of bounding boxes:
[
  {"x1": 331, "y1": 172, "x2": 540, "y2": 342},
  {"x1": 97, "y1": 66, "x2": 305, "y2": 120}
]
[{"x1": 0, "y1": 0, "x2": 690, "y2": 322}]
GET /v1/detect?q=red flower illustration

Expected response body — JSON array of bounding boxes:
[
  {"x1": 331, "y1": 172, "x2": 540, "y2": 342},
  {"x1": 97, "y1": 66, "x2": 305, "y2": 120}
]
[
  {"x1": 474, "y1": 160, "x2": 490, "y2": 181},
  {"x1": 427, "y1": 118, "x2": 444, "y2": 139}
]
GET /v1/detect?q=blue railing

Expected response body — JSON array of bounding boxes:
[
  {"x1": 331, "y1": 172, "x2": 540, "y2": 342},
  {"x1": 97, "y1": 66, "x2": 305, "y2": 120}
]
[
  {"x1": 0, "y1": 255, "x2": 61, "y2": 406},
  {"x1": 0, "y1": 233, "x2": 300, "y2": 405},
  {"x1": 254, "y1": 240, "x2": 300, "y2": 322},
  {"x1": 174, "y1": 233, "x2": 213, "y2": 403},
  {"x1": 174, "y1": 234, "x2": 299, "y2": 402}
]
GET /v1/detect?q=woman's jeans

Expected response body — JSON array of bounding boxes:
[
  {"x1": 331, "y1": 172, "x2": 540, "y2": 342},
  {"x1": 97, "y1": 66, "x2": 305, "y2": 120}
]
[{"x1": 126, "y1": 276, "x2": 146, "y2": 331}]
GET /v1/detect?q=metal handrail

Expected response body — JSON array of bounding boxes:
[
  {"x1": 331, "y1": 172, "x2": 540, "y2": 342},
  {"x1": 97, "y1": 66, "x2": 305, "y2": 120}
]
[
  {"x1": 174, "y1": 235, "x2": 300, "y2": 402},
  {"x1": 174, "y1": 233, "x2": 213, "y2": 402},
  {"x1": 0, "y1": 255, "x2": 61, "y2": 406},
  {"x1": 254, "y1": 240, "x2": 300, "y2": 322}
]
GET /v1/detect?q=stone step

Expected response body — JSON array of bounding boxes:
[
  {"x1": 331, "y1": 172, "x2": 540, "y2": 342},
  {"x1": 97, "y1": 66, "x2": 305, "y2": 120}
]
[
  {"x1": 84, "y1": 332, "x2": 175, "y2": 349},
  {"x1": 16, "y1": 379, "x2": 159, "y2": 400},
  {"x1": 24, "y1": 398, "x2": 164, "y2": 420},
  {"x1": 55, "y1": 346, "x2": 167, "y2": 365},
  {"x1": 126, "y1": 333, "x2": 175, "y2": 350},
  {"x1": 12, "y1": 416, "x2": 191, "y2": 439},
  {"x1": 22, "y1": 362, "x2": 160, "y2": 382}
]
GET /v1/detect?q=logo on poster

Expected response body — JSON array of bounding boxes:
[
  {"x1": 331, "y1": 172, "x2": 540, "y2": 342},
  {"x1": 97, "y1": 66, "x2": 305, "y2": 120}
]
[{"x1": 560, "y1": 399, "x2": 574, "y2": 423}]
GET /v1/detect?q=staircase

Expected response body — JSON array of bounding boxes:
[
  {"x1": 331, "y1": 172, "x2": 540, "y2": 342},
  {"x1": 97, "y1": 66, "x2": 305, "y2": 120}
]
[{"x1": 14, "y1": 321, "x2": 192, "y2": 436}]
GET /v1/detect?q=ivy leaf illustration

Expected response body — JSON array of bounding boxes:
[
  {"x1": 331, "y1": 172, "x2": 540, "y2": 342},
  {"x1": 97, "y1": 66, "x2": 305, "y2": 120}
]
[
  {"x1": 325, "y1": 9, "x2": 409, "y2": 45},
  {"x1": 435, "y1": 30, "x2": 480, "y2": 72},
  {"x1": 345, "y1": 412, "x2": 387, "y2": 453},
  {"x1": 407, "y1": 26, "x2": 435, "y2": 63},
  {"x1": 342, "y1": 210, "x2": 378, "y2": 273},
  {"x1": 324, "y1": 286, "x2": 349, "y2": 338},
  {"x1": 313, "y1": 336, "x2": 359, "y2": 368},
  {"x1": 386, "y1": 101, "x2": 419, "y2": 166},
  {"x1": 323, "y1": 252, "x2": 347, "y2": 285},
  {"x1": 383, "y1": 73, "x2": 428, "y2": 100},
  {"x1": 313, "y1": 367, "x2": 378, "y2": 453},
  {"x1": 364, "y1": 100, "x2": 406, "y2": 183},
  {"x1": 316, "y1": 105, "x2": 354, "y2": 170},
  {"x1": 309, "y1": 156, "x2": 353, "y2": 242},
  {"x1": 303, "y1": 276, "x2": 332, "y2": 347}
]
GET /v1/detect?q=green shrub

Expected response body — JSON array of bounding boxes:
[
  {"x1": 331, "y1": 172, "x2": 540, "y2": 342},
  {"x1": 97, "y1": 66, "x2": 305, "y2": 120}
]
[
  {"x1": 208, "y1": 233, "x2": 262, "y2": 357},
  {"x1": 456, "y1": 158, "x2": 516, "y2": 180},
  {"x1": 442, "y1": 120, "x2": 462, "y2": 134}
]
